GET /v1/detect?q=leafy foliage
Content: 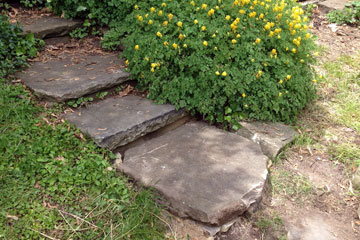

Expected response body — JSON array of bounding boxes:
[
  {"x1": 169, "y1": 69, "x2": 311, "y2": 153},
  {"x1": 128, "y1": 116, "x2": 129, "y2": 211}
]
[
  {"x1": 20, "y1": 0, "x2": 46, "y2": 8},
  {"x1": 0, "y1": 15, "x2": 43, "y2": 78},
  {"x1": 327, "y1": 1, "x2": 360, "y2": 25},
  {"x1": 122, "y1": 0, "x2": 317, "y2": 126},
  {"x1": 0, "y1": 81, "x2": 164, "y2": 239}
]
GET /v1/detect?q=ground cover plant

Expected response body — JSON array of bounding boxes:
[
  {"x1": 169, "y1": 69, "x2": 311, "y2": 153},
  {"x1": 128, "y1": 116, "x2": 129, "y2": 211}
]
[
  {"x1": 327, "y1": 1, "x2": 360, "y2": 25},
  {"x1": 121, "y1": 0, "x2": 318, "y2": 127},
  {"x1": 0, "y1": 14, "x2": 164, "y2": 239}
]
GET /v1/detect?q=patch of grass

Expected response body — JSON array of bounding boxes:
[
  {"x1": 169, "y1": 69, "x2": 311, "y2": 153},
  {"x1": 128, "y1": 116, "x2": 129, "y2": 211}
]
[
  {"x1": 321, "y1": 53, "x2": 360, "y2": 133},
  {"x1": 254, "y1": 213, "x2": 287, "y2": 240},
  {"x1": 271, "y1": 169, "x2": 316, "y2": 202},
  {"x1": 328, "y1": 143, "x2": 360, "y2": 167},
  {"x1": 0, "y1": 80, "x2": 165, "y2": 239}
]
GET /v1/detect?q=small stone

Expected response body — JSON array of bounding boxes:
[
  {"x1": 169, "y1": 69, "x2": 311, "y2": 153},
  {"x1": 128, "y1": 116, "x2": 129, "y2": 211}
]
[
  {"x1": 237, "y1": 121, "x2": 298, "y2": 159},
  {"x1": 106, "y1": 167, "x2": 113, "y2": 171},
  {"x1": 119, "y1": 122, "x2": 268, "y2": 225},
  {"x1": 352, "y1": 167, "x2": 360, "y2": 190}
]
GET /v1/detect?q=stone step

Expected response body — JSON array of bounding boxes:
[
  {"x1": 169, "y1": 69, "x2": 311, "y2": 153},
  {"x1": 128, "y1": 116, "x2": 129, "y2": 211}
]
[
  {"x1": 117, "y1": 122, "x2": 268, "y2": 226},
  {"x1": 19, "y1": 16, "x2": 82, "y2": 39},
  {"x1": 17, "y1": 53, "x2": 129, "y2": 102},
  {"x1": 318, "y1": 0, "x2": 351, "y2": 13},
  {"x1": 236, "y1": 121, "x2": 298, "y2": 159},
  {"x1": 64, "y1": 95, "x2": 188, "y2": 150}
]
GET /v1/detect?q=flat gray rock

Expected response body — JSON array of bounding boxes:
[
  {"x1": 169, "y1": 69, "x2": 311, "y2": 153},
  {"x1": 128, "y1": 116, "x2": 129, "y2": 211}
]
[
  {"x1": 318, "y1": 0, "x2": 351, "y2": 13},
  {"x1": 19, "y1": 16, "x2": 82, "y2": 39},
  {"x1": 237, "y1": 121, "x2": 298, "y2": 159},
  {"x1": 65, "y1": 95, "x2": 188, "y2": 149},
  {"x1": 119, "y1": 122, "x2": 268, "y2": 226},
  {"x1": 18, "y1": 53, "x2": 129, "y2": 102}
]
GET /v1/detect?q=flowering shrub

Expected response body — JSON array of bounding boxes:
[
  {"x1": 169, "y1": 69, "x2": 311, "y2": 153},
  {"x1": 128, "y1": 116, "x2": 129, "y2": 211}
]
[{"x1": 122, "y1": 0, "x2": 317, "y2": 126}]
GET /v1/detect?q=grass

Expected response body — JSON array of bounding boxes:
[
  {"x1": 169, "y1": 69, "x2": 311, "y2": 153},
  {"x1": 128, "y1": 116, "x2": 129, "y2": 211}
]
[{"x1": 0, "y1": 80, "x2": 165, "y2": 239}]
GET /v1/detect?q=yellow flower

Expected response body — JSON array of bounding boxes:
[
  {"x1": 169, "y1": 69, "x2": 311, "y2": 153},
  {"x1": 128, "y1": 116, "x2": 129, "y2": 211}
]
[
  {"x1": 212, "y1": 33, "x2": 216, "y2": 38},
  {"x1": 148, "y1": 20, "x2": 153, "y2": 25},
  {"x1": 214, "y1": 46, "x2": 218, "y2": 51},
  {"x1": 150, "y1": 7, "x2": 156, "y2": 13},
  {"x1": 255, "y1": 38, "x2": 261, "y2": 44},
  {"x1": 161, "y1": 3, "x2": 166, "y2": 7},
  {"x1": 137, "y1": 15, "x2": 143, "y2": 22},
  {"x1": 279, "y1": 92, "x2": 282, "y2": 97},
  {"x1": 222, "y1": 71, "x2": 227, "y2": 77},
  {"x1": 203, "y1": 41, "x2": 208, "y2": 47},
  {"x1": 168, "y1": 13, "x2": 173, "y2": 21},
  {"x1": 201, "y1": 3, "x2": 207, "y2": 9},
  {"x1": 239, "y1": 9, "x2": 245, "y2": 14},
  {"x1": 156, "y1": 32, "x2": 162, "y2": 37},
  {"x1": 194, "y1": 19, "x2": 198, "y2": 24},
  {"x1": 164, "y1": 41, "x2": 169, "y2": 46},
  {"x1": 145, "y1": 13, "x2": 149, "y2": 18},
  {"x1": 208, "y1": 9, "x2": 215, "y2": 16},
  {"x1": 134, "y1": 45, "x2": 139, "y2": 50},
  {"x1": 286, "y1": 75, "x2": 291, "y2": 80},
  {"x1": 292, "y1": 48, "x2": 297, "y2": 53},
  {"x1": 125, "y1": 60, "x2": 129, "y2": 65},
  {"x1": 259, "y1": 13, "x2": 264, "y2": 19},
  {"x1": 183, "y1": 44, "x2": 188, "y2": 48},
  {"x1": 313, "y1": 79, "x2": 317, "y2": 83},
  {"x1": 232, "y1": 39, "x2": 237, "y2": 44},
  {"x1": 201, "y1": 26, "x2": 206, "y2": 31},
  {"x1": 249, "y1": 12, "x2": 257, "y2": 18},
  {"x1": 236, "y1": 34, "x2": 241, "y2": 38},
  {"x1": 151, "y1": 68, "x2": 155, "y2": 72},
  {"x1": 314, "y1": 51, "x2": 319, "y2": 56},
  {"x1": 271, "y1": 49, "x2": 277, "y2": 55},
  {"x1": 279, "y1": 79, "x2": 283, "y2": 84},
  {"x1": 215, "y1": 71, "x2": 220, "y2": 75},
  {"x1": 172, "y1": 43, "x2": 178, "y2": 49},
  {"x1": 145, "y1": 57, "x2": 149, "y2": 61},
  {"x1": 190, "y1": 1, "x2": 195, "y2": 6},
  {"x1": 158, "y1": 10, "x2": 163, "y2": 16},
  {"x1": 291, "y1": 30, "x2": 296, "y2": 35},
  {"x1": 242, "y1": 93, "x2": 246, "y2": 98},
  {"x1": 251, "y1": 58, "x2": 255, "y2": 62},
  {"x1": 300, "y1": 59, "x2": 304, "y2": 63},
  {"x1": 286, "y1": 47, "x2": 289, "y2": 51},
  {"x1": 151, "y1": 63, "x2": 157, "y2": 68},
  {"x1": 177, "y1": 21, "x2": 183, "y2": 27},
  {"x1": 305, "y1": 33, "x2": 310, "y2": 39},
  {"x1": 163, "y1": 21, "x2": 168, "y2": 27},
  {"x1": 215, "y1": 6, "x2": 220, "y2": 10},
  {"x1": 269, "y1": 31, "x2": 274, "y2": 37},
  {"x1": 179, "y1": 34, "x2": 185, "y2": 40},
  {"x1": 225, "y1": 15, "x2": 231, "y2": 21},
  {"x1": 134, "y1": 5, "x2": 139, "y2": 10}
]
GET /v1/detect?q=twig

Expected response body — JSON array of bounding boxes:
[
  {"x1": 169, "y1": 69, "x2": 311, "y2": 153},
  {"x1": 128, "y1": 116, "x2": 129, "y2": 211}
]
[
  {"x1": 29, "y1": 228, "x2": 59, "y2": 240},
  {"x1": 58, "y1": 210, "x2": 81, "y2": 240},
  {"x1": 145, "y1": 210, "x2": 176, "y2": 240}
]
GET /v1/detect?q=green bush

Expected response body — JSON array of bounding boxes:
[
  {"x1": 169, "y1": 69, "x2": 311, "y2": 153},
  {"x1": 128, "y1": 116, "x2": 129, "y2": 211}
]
[
  {"x1": 327, "y1": 1, "x2": 360, "y2": 25},
  {"x1": 121, "y1": 0, "x2": 317, "y2": 126},
  {"x1": 20, "y1": 0, "x2": 46, "y2": 8},
  {"x1": 0, "y1": 15, "x2": 42, "y2": 78}
]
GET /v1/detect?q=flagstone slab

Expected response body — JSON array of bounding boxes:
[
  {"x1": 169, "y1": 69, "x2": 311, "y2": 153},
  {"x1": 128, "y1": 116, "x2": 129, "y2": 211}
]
[
  {"x1": 18, "y1": 53, "x2": 129, "y2": 102},
  {"x1": 19, "y1": 16, "x2": 82, "y2": 39},
  {"x1": 64, "y1": 95, "x2": 188, "y2": 150},
  {"x1": 237, "y1": 121, "x2": 299, "y2": 159},
  {"x1": 318, "y1": 0, "x2": 351, "y2": 13},
  {"x1": 119, "y1": 122, "x2": 268, "y2": 226}
]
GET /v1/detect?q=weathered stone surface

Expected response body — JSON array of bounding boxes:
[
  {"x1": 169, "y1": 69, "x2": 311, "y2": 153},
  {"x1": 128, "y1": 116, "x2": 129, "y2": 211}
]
[
  {"x1": 352, "y1": 167, "x2": 360, "y2": 190},
  {"x1": 18, "y1": 53, "x2": 129, "y2": 102},
  {"x1": 318, "y1": 0, "x2": 351, "y2": 13},
  {"x1": 65, "y1": 95, "x2": 188, "y2": 150},
  {"x1": 286, "y1": 215, "x2": 337, "y2": 240},
  {"x1": 119, "y1": 122, "x2": 268, "y2": 226},
  {"x1": 19, "y1": 16, "x2": 82, "y2": 39},
  {"x1": 237, "y1": 121, "x2": 298, "y2": 159}
]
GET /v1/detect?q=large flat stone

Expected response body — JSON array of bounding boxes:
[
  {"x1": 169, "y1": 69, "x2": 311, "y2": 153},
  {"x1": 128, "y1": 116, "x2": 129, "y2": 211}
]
[
  {"x1": 19, "y1": 16, "x2": 82, "y2": 39},
  {"x1": 65, "y1": 95, "x2": 188, "y2": 150},
  {"x1": 318, "y1": 0, "x2": 351, "y2": 13},
  {"x1": 119, "y1": 122, "x2": 268, "y2": 226},
  {"x1": 18, "y1": 53, "x2": 129, "y2": 102},
  {"x1": 237, "y1": 121, "x2": 298, "y2": 159}
]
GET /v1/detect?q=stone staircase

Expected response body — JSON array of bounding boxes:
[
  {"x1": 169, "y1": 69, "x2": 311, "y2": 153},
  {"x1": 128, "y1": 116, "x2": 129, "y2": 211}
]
[{"x1": 17, "y1": 15, "x2": 298, "y2": 234}]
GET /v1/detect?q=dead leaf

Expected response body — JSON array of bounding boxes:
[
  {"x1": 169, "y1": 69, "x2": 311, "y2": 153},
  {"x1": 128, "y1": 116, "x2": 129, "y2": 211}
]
[
  {"x1": 119, "y1": 85, "x2": 134, "y2": 97},
  {"x1": 6, "y1": 214, "x2": 19, "y2": 221}
]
